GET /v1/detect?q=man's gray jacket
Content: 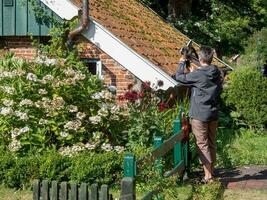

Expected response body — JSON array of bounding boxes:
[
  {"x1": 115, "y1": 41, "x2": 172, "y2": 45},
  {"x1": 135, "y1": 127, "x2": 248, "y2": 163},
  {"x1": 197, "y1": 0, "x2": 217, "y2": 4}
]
[{"x1": 176, "y1": 62, "x2": 222, "y2": 122}]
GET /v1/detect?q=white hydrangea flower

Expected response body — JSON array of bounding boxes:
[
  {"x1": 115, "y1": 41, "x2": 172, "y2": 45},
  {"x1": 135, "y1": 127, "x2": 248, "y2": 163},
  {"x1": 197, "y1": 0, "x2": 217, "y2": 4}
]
[
  {"x1": 64, "y1": 120, "x2": 82, "y2": 131},
  {"x1": 89, "y1": 116, "x2": 101, "y2": 125},
  {"x1": 2, "y1": 99, "x2": 14, "y2": 107},
  {"x1": 60, "y1": 131, "x2": 69, "y2": 138},
  {"x1": 64, "y1": 78, "x2": 76, "y2": 86},
  {"x1": 52, "y1": 96, "x2": 65, "y2": 109},
  {"x1": 76, "y1": 112, "x2": 86, "y2": 120},
  {"x1": 0, "y1": 107, "x2": 13, "y2": 116},
  {"x1": 114, "y1": 146, "x2": 125, "y2": 154},
  {"x1": 39, "y1": 119, "x2": 48, "y2": 125},
  {"x1": 8, "y1": 139, "x2": 21, "y2": 152},
  {"x1": 85, "y1": 142, "x2": 97, "y2": 150},
  {"x1": 1, "y1": 86, "x2": 15, "y2": 94},
  {"x1": 59, "y1": 144, "x2": 86, "y2": 157},
  {"x1": 43, "y1": 74, "x2": 54, "y2": 81},
  {"x1": 0, "y1": 71, "x2": 15, "y2": 78},
  {"x1": 111, "y1": 115, "x2": 119, "y2": 121},
  {"x1": 15, "y1": 111, "x2": 29, "y2": 121},
  {"x1": 38, "y1": 89, "x2": 48, "y2": 95},
  {"x1": 63, "y1": 68, "x2": 76, "y2": 77},
  {"x1": 91, "y1": 92, "x2": 103, "y2": 100},
  {"x1": 98, "y1": 107, "x2": 109, "y2": 117},
  {"x1": 14, "y1": 69, "x2": 26, "y2": 76},
  {"x1": 19, "y1": 99, "x2": 33, "y2": 106},
  {"x1": 74, "y1": 72, "x2": 86, "y2": 81},
  {"x1": 103, "y1": 91, "x2": 113, "y2": 100},
  {"x1": 20, "y1": 126, "x2": 30, "y2": 133},
  {"x1": 11, "y1": 128, "x2": 21, "y2": 138},
  {"x1": 110, "y1": 105, "x2": 120, "y2": 114},
  {"x1": 68, "y1": 105, "x2": 78, "y2": 113},
  {"x1": 26, "y1": 73, "x2": 38, "y2": 82},
  {"x1": 101, "y1": 143, "x2": 113, "y2": 152}
]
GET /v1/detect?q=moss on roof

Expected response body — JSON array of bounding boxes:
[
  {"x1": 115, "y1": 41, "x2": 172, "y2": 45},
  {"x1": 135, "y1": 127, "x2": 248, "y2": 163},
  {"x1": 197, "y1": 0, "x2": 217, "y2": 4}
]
[{"x1": 72, "y1": 0, "x2": 225, "y2": 75}]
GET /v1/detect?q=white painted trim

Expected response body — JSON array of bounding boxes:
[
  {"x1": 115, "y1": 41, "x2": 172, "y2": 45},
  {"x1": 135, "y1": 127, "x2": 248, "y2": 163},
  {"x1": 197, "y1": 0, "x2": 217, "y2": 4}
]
[
  {"x1": 83, "y1": 19, "x2": 178, "y2": 90},
  {"x1": 41, "y1": 0, "x2": 79, "y2": 20},
  {"x1": 83, "y1": 59, "x2": 103, "y2": 80},
  {"x1": 96, "y1": 60, "x2": 103, "y2": 80}
]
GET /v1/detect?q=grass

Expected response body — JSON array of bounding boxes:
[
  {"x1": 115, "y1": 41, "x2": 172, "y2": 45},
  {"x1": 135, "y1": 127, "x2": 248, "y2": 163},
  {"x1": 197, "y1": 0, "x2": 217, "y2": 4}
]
[
  {"x1": 0, "y1": 185, "x2": 31, "y2": 200},
  {"x1": 216, "y1": 128, "x2": 267, "y2": 167}
]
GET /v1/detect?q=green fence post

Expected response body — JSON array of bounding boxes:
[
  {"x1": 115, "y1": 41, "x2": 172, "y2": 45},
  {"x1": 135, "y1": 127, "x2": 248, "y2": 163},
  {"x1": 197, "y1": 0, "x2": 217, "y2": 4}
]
[
  {"x1": 154, "y1": 136, "x2": 163, "y2": 176},
  {"x1": 121, "y1": 154, "x2": 136, "y2": 200},
  {"x1": 173, "y1": 117, "x2": 182, "y2": 167},
  {"x1": 124, "y1": 153, "x2": 136, "y2": 177}
]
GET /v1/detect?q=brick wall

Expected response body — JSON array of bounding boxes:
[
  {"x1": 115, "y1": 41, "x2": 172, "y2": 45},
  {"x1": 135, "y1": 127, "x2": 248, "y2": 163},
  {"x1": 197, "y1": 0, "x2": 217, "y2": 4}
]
[
  {"x1": 0, "y1": 36, "x2": 40, "y2": 60},
  {"x1": 0, "y1": 36, "x2": 137, "y2": 97},
  {"x1": 77, "y1": 36, "x2": 137, "y2": 97}
]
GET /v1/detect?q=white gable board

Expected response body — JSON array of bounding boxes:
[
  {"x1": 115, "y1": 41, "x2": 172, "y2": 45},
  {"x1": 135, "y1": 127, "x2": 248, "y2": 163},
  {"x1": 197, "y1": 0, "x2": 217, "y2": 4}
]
[
  {"x1": 40, "y1": 0, "x2": 79, "y2": 20},
  {"x1": 83, "y1": 20, "x2": 177, "y2": 90},
  {"x1": 41, "y1": 0, "x2": 177, "y2": 89}
]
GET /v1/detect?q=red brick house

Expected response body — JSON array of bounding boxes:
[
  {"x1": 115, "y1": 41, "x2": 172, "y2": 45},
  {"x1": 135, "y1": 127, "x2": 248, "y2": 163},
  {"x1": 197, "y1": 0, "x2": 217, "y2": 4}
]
[{"x1": 0, "y1": 0, "x2": 232, "y2": 96}]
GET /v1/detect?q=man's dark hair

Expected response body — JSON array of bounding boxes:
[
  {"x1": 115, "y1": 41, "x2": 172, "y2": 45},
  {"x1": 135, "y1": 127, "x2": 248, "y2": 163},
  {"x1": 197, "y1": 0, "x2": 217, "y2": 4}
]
[{"x1": 199, "y1": 46, "x2": 214, "y2": 65}]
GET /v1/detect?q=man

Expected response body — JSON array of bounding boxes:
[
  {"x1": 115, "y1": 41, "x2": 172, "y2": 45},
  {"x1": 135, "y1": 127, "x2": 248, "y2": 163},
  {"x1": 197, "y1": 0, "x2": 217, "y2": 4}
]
[{"x1": 175, "y1": 46, "x2": 222, "y2": 183}]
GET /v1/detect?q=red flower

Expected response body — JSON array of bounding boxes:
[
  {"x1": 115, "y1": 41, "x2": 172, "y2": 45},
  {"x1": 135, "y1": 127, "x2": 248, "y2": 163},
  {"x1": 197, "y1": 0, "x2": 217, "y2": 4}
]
[
  {"x1": 125, "y1": 91, "x2": 139, "y2": 102},
  {"x1": 139, "y1": 91, "x2": 145, "y2": 98},
  {"x1": 142, "y1": 81, "x2": 151, "y2": 90},
  {"x1": 158, "y1": 102, "x2": 167, "y2": 112}
]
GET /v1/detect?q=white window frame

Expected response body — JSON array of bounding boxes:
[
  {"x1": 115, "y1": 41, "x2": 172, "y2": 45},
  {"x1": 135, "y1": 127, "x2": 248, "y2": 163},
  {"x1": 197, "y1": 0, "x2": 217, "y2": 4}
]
[{"x1": 83, "y1": 59, "x2": 103, "y2": 80}]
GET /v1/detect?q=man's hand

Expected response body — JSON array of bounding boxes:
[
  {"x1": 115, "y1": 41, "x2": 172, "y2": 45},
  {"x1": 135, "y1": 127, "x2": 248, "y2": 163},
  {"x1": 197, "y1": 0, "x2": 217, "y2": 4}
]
[{"x1": 179, "y1": 55, "x2": 187, "y2": 62}]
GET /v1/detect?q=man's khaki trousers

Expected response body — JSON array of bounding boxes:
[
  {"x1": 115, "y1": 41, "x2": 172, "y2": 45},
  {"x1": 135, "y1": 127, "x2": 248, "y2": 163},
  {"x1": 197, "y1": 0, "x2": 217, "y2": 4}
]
[{"x1": 191, "y1": 119, "x2": 218, "y2": 165}]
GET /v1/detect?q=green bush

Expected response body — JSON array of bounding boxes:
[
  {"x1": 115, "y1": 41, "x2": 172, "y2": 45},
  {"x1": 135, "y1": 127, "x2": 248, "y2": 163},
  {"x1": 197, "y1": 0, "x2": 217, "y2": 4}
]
[
  {"x1": 69, "y1": 151, "x2": 123, "y2": 184},
  {"x1": 0, "y1": 53, "x2": 128, "y2": 154},
  {"x1": 0, "y1": 147, "x2": 122, "y2": 189},
  {"x1": 223, "y1": 67, "x2": 267, "y2": 128}
]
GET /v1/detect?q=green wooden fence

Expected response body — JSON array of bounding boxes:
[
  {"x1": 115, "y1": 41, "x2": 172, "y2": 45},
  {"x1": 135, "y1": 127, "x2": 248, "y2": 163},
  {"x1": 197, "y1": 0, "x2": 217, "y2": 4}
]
[
  {"x1": 33, "y1": 180, "x2": 113, "y2": 200},
  {"x1": 120, "y1": 112, "x2": 189, "y2": 200},
  {"x1": 33, "y1": 112, "x2": 190, "y2": 200}
]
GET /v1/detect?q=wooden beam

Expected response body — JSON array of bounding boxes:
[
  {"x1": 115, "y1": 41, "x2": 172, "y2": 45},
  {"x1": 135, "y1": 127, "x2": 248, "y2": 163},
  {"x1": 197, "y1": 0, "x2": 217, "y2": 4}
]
[{"x1": 136, "y1": 132, "x2": 183, "y2": 169}]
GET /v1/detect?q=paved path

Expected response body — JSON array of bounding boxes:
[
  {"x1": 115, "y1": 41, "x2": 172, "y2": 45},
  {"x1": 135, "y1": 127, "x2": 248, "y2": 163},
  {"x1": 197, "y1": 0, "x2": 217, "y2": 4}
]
[{"x1": 215, "y1": 166, "x2": 267, "y2": 190}]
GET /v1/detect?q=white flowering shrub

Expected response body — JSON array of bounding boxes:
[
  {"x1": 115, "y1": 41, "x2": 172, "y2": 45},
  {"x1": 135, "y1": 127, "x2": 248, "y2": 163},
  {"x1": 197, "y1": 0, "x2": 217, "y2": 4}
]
[{"x1": 0, "y1": 53, "x2": 126, "y2": 153}]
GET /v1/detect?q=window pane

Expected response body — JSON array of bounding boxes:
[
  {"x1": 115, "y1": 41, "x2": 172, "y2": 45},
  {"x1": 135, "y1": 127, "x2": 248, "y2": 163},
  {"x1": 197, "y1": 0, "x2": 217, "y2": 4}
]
[{"x1": 87, "y1": 62, "x2": 97, "y2": 75}]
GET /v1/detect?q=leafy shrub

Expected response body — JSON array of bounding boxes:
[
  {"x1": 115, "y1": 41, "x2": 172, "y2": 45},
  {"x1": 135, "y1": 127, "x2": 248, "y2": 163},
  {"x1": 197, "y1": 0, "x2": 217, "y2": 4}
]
[
  {"x1": 223, "y1": 67, "x2": 267, "y2": 128},
  {"x1": 69, "y1": 151, "x2": 123, "y2": 184},
  {"x1": 0, "y1": 53, "x2": 127, "y2": 154},
  {"x1": 0, "y1": 147, "x2": 122, "y2": 189},
  {"x1": 118, "y1": 82, "x2": 185, "y2": 151}
]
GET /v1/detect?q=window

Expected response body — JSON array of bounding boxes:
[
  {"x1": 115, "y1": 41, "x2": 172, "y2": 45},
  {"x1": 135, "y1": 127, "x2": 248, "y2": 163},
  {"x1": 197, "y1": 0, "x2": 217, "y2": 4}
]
[
  {"x1": 83, "y1": 59, "x2": 103, "y2": 79},
  {"x1": 4, "y1": 0, "x2": 13, "y2": 6}
]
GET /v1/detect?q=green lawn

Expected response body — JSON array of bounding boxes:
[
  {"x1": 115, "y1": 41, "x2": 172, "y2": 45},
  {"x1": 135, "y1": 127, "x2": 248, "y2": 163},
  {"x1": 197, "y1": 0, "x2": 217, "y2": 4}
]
[{"x1": 0, "y1": 185, "x2": 31, "y2": 200}]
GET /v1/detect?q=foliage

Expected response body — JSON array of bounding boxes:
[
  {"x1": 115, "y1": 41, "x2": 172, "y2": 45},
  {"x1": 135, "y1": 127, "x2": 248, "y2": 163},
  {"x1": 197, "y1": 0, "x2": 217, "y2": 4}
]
[
  {"x1": 222, "y1": 66, "x2": 267, "y2": 128},
  {"x1": 192, "y1": 180, "x2": 223, "y2": 200},
  {"x1": 0, "y1": 52, "x2": 128, "y2": 154},
  {"x1": 0, "y1": 147, "x2": 122, "y2": 189},
  {"x1": 141, "y1": 0, "x2": 267, "y2": 55},
  {"x1": 118, "y1": 81, "x2": 185, "y2": 152},
  {"x1": 216, "y1": 128, "x2": 267, "y2": 168},
  {"x1": 227, "y1": 128, "x2": 267, "y2": 166},
  {"x1": 240, "y1": 28, "x2": 267, "y2": 69},
  {"x1": 69, "y1": 151, "x2": 123, "y2": 184}
]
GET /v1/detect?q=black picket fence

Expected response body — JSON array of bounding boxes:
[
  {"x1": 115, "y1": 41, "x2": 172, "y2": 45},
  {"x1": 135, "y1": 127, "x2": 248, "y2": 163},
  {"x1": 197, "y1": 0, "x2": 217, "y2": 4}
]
[{"x1": 33, "y1": 180, "x2": 113, "y2": 200}]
